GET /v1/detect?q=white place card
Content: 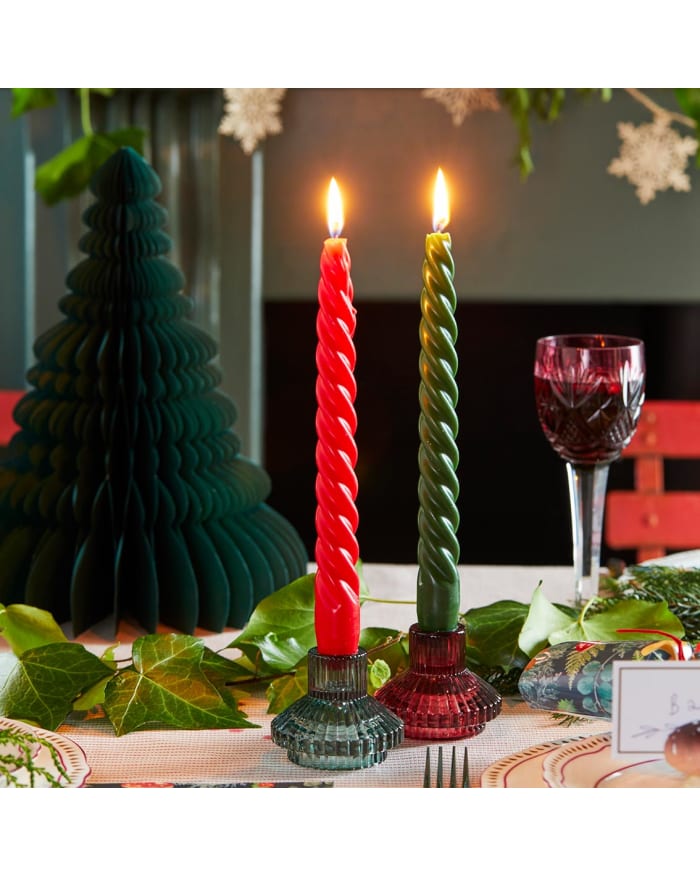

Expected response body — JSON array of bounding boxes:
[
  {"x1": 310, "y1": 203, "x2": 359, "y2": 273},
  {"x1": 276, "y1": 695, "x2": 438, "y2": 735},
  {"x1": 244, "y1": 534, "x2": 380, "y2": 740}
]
[{"x1": 612, "y1": 660, "x2": 700, "y2": 757}]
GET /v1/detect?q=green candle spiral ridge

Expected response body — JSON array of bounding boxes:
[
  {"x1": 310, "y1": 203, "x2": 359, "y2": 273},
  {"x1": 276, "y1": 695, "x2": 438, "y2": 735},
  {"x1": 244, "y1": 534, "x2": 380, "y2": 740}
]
[{"x1": 417, "y1": 232, "x2": 460, "y2": 631}]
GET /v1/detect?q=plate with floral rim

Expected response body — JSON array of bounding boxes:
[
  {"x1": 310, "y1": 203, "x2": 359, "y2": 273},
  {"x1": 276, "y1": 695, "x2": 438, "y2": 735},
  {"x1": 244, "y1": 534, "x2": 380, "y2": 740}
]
[
  {"x1": 541, "y1": 732, "x2": 698, "y2": 788},
  {"x1": 480, "y1": 736, "x2": 588, "y2": 788},
  {"x1": 0, "y1": 717, "x2": 90, "y2": 788}
]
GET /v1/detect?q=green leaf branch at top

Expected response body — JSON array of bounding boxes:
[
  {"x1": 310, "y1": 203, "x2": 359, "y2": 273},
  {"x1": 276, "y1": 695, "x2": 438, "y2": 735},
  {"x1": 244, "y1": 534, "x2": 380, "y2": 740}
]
[
  {"x1": 10, "y1": 88, "x2": 57, "y2": 117},
  {"x1": 499, "y1": 88, "x2": 612, "y2": 179},
  {"x1": 10, "y1": 87, "x2": 145, "y2": 205},
  {"x1": 35, "y1": 127, "x2": 145, "y2": 205}
]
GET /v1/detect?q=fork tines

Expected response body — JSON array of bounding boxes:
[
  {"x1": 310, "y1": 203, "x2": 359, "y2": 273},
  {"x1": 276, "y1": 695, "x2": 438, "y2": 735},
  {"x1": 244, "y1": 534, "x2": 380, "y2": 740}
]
[{"x1": 423, "y1": 746, "x2": 470, "y2": 787}]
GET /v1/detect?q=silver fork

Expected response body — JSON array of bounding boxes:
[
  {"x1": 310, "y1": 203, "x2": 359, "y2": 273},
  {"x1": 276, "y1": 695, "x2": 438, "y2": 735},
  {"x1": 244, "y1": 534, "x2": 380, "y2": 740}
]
[{"x1": 423, "y1": 745, "x2": 470, "y2": 787}]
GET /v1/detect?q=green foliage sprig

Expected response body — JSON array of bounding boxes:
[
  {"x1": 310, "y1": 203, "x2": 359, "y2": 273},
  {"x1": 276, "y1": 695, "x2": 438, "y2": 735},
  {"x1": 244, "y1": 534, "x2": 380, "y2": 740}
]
[
  {"x1": 12, "y1": 87, "x2": 700, "y2": 205},
  {"x1": 500, "y1": 88, "x2": 612, "y2": 178},
  {"x1": 601, "y1": 564, "x2": 700, "y2": 640},
  {"x1": 0, "y1": 723, "x2": 68, "y2": 787},
  {"x1": 0, "y1": 566, "x2": 695, "y2": 735},
  {"x1": 499, "y1": 88, "x2": 700, "y2": 178},
  {"x1": 10, "y1": 87, "x2": 145, "y2": 205}
]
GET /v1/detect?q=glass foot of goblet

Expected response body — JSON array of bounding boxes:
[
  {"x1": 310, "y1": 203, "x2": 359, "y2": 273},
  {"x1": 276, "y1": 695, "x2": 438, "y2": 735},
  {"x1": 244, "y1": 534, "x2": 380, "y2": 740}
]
[
  {"x1": 567, "y1": 461, "x2": 610, "y2": 605},
  {"x1": 374, "y1": 623, "x2": 502, "y2": 739},
  {"x1": 270, "y1": 647, "x2": 404, "y2": 770}
]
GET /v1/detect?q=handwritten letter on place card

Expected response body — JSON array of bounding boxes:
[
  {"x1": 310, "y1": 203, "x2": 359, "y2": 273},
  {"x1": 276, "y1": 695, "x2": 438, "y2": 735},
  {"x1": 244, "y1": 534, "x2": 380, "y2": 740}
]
[{"x1": 612, "y1": 661, "x2": 700, "y2": 757}]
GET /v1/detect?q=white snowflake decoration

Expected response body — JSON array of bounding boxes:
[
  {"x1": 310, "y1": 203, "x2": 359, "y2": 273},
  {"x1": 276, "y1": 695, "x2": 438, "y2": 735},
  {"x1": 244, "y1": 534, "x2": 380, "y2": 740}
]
[
  {"x1": 607, "y1": 116, "x2": 698, "y2": 204},
  {"x1": 219, "y1": 88, "x2": 286, "y2": 155},
  {"x1": 422, "y1": 88, "x2": 500, "y2": 126}
]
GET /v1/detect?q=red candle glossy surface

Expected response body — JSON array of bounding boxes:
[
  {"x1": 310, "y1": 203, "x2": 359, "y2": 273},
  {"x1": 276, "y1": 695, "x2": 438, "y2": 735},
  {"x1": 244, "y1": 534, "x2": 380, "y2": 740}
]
[{"x1": 314, "y1": 183, "x2": 360, "y2": 655}]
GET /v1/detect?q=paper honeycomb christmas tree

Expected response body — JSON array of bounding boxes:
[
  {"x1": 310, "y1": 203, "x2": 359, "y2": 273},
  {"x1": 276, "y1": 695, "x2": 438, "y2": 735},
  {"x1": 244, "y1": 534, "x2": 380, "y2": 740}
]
[{"x1": 0, "y1": 146, "x2": 307, "y2": 635}]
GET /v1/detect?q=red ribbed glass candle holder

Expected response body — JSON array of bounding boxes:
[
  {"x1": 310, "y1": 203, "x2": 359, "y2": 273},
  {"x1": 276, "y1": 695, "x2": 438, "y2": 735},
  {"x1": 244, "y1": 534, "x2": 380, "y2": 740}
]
[{"x1": 375, "y1": 623, "x2": 502, "y2": 739}]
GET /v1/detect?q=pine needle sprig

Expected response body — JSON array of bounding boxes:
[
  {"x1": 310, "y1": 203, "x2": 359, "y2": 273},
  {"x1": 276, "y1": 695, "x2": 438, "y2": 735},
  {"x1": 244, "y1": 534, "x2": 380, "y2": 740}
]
[
  {"x1": 0, "y1": 726, "x2": 68, "y2": 787},
  {"x1": 602, "y1": 565, "x2": 700, "y2": 641},
  {"x1": 470, "y1": 664, "x2": 524, "y2": 696}
]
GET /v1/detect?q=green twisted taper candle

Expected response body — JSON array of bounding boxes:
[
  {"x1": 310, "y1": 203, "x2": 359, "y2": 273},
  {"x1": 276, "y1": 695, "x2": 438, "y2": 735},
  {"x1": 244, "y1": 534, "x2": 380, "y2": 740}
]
[{"x1": 416, "y1": 169, "x2": 460, "y2": 631}]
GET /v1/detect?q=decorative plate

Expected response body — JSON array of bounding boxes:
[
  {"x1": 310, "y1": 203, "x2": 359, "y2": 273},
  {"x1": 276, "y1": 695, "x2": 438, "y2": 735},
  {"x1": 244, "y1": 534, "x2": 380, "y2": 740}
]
[
  {"x1": 0, "y1": 717, "x2": 90, "y2": 788},
  {"x1": 643, "y1": 549, "x2": 700, "y2": 568},
  {"x1": 541, "y1": 733, "x2": 697, "y2": 788},
  {"x1": 480, "y1": 736, "x2": 587, "y2": 788}
]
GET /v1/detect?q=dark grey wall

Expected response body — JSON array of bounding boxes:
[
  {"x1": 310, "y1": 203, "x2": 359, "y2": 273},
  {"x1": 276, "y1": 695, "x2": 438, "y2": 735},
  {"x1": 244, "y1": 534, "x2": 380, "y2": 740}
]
[
  {"x1": 263, "y1": 88, "x2": 700, "y2": 303},
  {"x1": 1, "y1": 88, "x2": 699, "y2": 567},
  {"x1": 0, "y1": 88, "x2": 32, "y2": 387},
  {"x1": 3, "y1": 86, "x2": 700, "y2": 384}
]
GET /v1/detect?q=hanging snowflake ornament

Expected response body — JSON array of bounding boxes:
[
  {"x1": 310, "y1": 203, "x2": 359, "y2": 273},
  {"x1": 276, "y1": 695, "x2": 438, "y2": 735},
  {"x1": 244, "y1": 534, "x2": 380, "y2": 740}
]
[
  {"x1": 422, "y1": 88, "x2": 500, "y2": 126},
  {"x1": 219, "y1": 88, "x2": 286, "y2": 155},
  {"x1": 608, "y1": 116, "x2": 698, "y2": 204}
]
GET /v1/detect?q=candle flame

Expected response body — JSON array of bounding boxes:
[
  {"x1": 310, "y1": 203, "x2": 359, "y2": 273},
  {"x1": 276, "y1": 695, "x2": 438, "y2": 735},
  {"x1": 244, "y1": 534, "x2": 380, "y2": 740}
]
[
  {"x1": 433, "y1": 168, "x2": 450, "y2": 233},
  {"x1": 327, "y1": 177, "x2": 344, "y2": 238}
]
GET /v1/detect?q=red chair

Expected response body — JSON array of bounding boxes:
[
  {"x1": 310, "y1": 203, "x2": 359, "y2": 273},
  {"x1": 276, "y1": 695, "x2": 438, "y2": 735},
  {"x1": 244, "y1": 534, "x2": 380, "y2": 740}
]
[
  {"x1": 0, "y1": 390, "x2": 23, "y2": 446},
  {"x1": 605, "y1": 400, "x2": 700, "y2": 562}
]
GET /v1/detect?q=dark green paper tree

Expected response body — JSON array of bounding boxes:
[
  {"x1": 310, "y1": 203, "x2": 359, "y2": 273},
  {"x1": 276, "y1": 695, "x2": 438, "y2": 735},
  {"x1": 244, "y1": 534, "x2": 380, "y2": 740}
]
[{"x1": 0, "y1": 147, "x2": 307, "y2": 635}]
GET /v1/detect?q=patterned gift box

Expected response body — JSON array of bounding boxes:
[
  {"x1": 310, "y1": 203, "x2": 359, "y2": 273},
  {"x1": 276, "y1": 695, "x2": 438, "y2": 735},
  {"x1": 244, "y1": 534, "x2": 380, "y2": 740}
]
[{"x1": 518, "y1": 639, "x2": 689, "y2": 719}]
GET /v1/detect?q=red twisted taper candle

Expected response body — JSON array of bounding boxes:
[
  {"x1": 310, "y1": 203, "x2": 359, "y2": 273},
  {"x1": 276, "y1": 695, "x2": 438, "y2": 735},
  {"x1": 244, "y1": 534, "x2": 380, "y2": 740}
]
[{"x1": 314, "y1": 178, "x2": 360, "y2": 655}]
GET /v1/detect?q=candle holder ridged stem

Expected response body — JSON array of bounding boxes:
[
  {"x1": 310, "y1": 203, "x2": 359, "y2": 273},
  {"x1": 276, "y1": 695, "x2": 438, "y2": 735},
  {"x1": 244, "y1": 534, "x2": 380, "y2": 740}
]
[{"x1": 271, "y1": 648, "x2": 404, "y2": 769}]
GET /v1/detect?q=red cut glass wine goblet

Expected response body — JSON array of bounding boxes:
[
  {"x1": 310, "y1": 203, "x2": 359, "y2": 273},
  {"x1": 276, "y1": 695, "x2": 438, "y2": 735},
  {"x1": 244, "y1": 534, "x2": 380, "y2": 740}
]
[{"x1": 534, "y1": 334, "x2": 645, "y2": 605}]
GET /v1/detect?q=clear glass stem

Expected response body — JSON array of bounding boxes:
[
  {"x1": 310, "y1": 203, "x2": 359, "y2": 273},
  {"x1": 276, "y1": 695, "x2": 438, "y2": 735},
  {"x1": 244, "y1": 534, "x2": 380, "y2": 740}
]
[{"x1": 566, "y1": 462, "x2": 610, "y2": 605}]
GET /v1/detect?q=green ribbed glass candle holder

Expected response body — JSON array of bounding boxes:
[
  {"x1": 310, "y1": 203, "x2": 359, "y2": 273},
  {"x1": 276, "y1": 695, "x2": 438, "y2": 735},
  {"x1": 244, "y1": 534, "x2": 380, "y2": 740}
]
[{"x1": 270, "y1": 648, "x2": 404, "y2": 770}]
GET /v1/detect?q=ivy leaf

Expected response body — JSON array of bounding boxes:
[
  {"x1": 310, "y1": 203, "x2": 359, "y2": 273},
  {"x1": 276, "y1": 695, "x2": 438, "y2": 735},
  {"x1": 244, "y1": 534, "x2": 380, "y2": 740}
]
[
  {"x1": 359, "y1": 627, "x2": 403, "y2": 650},
  {"x1": 0, "y1": 643, "x2": 113, "y2": 730},
  {"x1": 72, "y1": 676, "x2": 111, "y2": 711},
  {"x1": 35, "y1": 128, "x2": 146, "y2": 205},
  {"x1": 359, "y1": 627, "x2": 409, "y2": 677},
  {"x1": 549, "y1": 599, "x2": 685, "y2": 646},
  {"x1": 518, "y1": 585, "x2": 575, "y2": 657},
  {"x1": 200, "y1": 646, "x2": 257, "y2": 683},
  {"x1": 99, "y1": 643, "x2": 119, "y2": 667},
  {"x1": 266, "y1": 664, "x2": 308, "y2": 714},
  {"x1": 231, "y1": 573, "x2": 316, "y2": 672},
  {"x1": 10, "y1": 88, "x2": 56, "y2": 117},
  {"x1": 462, "y1": 599, "x2": 532, "y2": 670},
  {"x1": 230, "y1": 566, "x2": 369, "y2": 674},
  {"x1": 247, "y1": 631, "x2": 309, "y2": 674},
  {"x1": 0, "y1": 603, "x2": 68, "y2": 656},
  {"x1": 103, "y1": 634, "x2": 257, "y2": 736},
  {"x1": 72, "y1": 641, "x2": 121, "y2": 711},
  {"x1": 368, "y1": 658, "x2": 391, "y2": 694}
]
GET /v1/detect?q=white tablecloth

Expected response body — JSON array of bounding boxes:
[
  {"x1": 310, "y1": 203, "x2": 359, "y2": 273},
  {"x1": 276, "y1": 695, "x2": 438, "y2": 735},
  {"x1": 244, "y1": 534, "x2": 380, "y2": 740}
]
[{"x1": 1, "y1": 564, "x2": 615, "y2": 788}]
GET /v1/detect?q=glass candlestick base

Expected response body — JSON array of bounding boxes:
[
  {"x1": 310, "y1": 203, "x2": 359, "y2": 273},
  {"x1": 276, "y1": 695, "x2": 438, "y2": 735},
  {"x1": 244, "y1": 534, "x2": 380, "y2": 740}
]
[
  {"x1": 374, "y1": 623, "x2": 502, "y2": 739},
  {"x1": 270, "y1": 647, "x2": 404, "y2": 770}
]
